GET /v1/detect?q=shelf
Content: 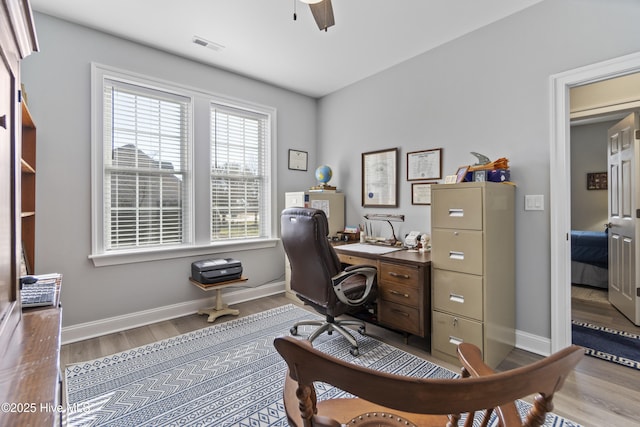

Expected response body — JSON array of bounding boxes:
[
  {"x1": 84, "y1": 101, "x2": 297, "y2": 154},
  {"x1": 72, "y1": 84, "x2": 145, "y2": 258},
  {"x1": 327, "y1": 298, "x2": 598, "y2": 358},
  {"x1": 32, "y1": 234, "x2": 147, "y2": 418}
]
[
  {"x1": 21, "y1": 100, "x2": 36, "y2": 273},
  {"x1": 21, "y1": 102, "x2": 35, "y2": 129},
  {"x1": 20, "y1": 158, "x2": 35, "y2": 173}
]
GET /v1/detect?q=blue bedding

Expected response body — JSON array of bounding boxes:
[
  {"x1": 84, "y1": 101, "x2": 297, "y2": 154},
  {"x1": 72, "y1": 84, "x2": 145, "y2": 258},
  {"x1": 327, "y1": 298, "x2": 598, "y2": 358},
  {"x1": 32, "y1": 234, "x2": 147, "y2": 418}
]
[{"x1": 571, "y1": 230, "x2": 608, "y2": 269}]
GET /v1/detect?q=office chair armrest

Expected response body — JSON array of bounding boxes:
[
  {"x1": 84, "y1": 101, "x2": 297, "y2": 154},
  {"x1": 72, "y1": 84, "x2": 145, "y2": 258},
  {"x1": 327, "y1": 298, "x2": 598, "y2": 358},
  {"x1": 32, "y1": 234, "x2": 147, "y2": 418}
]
[{"x1": 331, "y1": 266, "x2": 377, "y2": 306}]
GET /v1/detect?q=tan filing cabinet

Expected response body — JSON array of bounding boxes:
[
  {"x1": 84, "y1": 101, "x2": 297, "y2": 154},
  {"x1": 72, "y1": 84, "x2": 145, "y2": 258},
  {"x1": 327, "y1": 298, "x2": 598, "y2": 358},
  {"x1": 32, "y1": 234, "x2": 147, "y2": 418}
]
[{"x1": 430, "y1": 182, "x2": 515, "y2": 368}]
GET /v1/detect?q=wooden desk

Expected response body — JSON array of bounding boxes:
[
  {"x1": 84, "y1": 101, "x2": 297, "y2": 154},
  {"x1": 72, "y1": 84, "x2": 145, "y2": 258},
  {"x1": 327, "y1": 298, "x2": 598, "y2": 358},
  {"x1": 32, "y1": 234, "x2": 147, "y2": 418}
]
[
  {"x1": 190, "y1": 277, "x2": 247, "y2": 322},
  {"x1": 333, "y1": 244, "x2": 431, "y2": 342},
  {"x1": 0, "y1": 307, "x2": 63, "y2": 427}
]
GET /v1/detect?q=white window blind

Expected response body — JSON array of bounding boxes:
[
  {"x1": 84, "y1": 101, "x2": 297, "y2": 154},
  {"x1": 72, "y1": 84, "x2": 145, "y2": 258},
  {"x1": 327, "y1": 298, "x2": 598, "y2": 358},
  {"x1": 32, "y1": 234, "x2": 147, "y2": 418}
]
[
  {"x1": 210, "y1": 104, "x2": 269, "y2": 241},
  {"x1": 103, "y1": 79, "x2": 191, "y2": 250}
]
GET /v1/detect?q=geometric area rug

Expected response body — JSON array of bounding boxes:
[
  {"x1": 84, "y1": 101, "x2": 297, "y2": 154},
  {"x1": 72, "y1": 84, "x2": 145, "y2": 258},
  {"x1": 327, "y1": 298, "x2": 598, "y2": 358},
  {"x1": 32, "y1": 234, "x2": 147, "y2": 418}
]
[
  {"x1": 65, "y1": 304, "x2": 581, "y2": 426},
  {"x1": 572, "y1": 320, "x2": 640, "y2": 371}
]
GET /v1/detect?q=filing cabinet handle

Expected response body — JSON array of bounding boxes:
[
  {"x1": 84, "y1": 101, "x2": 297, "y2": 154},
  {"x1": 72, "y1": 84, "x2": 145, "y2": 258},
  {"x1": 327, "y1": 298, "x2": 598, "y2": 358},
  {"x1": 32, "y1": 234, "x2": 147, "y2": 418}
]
[
  {"x1": 449, "y1": 293, "x2": 464, "y2": 304},
  {"x1": 389, "y1": 289, "x2": 410, "y2": 298},
  {"x1": 448, "y1": 208, "x2": 464, "y2": 217},
  {"x1": 388, "y1": 272, "x2": 410, "y2": 279},
  {"x1": 448, "y1": 336, "x2": 463, "y2": 346},
  {"x1": 449, "y1": 251, "x2": 464, "y2": 260}
]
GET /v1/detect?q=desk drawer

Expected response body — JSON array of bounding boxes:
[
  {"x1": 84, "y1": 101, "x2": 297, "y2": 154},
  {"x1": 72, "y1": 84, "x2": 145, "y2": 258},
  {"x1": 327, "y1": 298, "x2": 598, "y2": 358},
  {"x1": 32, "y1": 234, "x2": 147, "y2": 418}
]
[
  {"x1": 432, "y1": 311, "x2": 483, "y2": 359},
  {"x1": 379, "y1": 282, "x2": 420, "y2": 308},
  {"x1": 433, "y1": 269, "x2": 483, "y2": 321},
  {"x1": 432, "y1": 187, "x2": 483, "y2": 230},
  {"x1": 379, "y1": 262, "x2": 420, "y2": 288},
  {"x1": 432, "y1": 229, "x2": 483, "y2": 275},
  {"x1": 337, "y1": 253, "x2": 373, "y2": 267},
  {"x1": 378, "y1": 300, "x2": 422, "y2": 336}
]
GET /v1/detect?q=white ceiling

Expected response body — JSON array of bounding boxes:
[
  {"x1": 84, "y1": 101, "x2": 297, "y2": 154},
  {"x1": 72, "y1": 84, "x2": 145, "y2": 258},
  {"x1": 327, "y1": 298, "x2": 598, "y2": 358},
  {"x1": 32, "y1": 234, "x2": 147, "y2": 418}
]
[{"x1": 29, "y1": 0, "x2": 543, "y2": 98}]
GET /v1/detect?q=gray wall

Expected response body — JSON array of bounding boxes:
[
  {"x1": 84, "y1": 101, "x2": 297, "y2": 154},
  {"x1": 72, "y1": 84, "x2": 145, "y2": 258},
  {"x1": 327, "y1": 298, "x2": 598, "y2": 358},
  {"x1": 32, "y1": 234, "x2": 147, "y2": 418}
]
[
  {"x1": 570, "y1": 120, "x2": 615, "y2": 231},
  {"x1": 22, "y1": 13, "x2": 317, "y2": 327},
  {"x1": 21, "y1": 0, "x2": 640, "y2": 341},
  {"x1": 317, "y1": 0, "x2": 640, "y2": 338}
]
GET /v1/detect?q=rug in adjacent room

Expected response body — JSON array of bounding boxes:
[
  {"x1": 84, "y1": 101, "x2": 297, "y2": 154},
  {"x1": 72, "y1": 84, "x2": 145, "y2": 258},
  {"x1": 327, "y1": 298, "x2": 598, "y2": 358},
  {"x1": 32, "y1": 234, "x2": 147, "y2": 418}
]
[
  {"x1": 572, "y1": 320, "x2": 640, "y2": 370},
  {"x1": 65, "y1": 304, "x2": 580, "y2": 426}
]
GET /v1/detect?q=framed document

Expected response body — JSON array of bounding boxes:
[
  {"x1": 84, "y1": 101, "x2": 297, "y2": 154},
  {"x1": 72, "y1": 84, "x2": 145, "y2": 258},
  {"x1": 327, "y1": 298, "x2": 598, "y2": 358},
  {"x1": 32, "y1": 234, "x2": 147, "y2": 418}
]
[
  {"x1": 411, "y1": 183, "x2": 433, "y2": 205},
  {"x1": 288, "y1": 149, "x2": 308, "y2": 171},
  {"x1": 407, "y1": 148, "x2": 442, "y2": 181},
  {"x1": 362, "y1": 148, "x2": 398, "y2": 207}
]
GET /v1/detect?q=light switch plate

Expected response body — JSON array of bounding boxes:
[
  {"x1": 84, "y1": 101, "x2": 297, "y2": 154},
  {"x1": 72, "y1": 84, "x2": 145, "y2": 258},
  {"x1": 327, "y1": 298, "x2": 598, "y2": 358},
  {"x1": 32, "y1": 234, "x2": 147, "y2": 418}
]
[{"x1": 525, "y1": 194, "x2": 544, "y2": 211}]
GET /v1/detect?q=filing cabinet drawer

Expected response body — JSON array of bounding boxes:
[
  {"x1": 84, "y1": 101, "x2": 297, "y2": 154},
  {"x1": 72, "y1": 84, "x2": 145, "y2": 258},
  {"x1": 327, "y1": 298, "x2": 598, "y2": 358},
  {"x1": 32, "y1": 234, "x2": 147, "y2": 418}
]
[
  {"x1": 432, "y1": 311, "x2": 483, "y2": 359},
  {"x1": 432, "y1": 229, "x2": 483, "y2": 275},
  {"x1": 432, "y1": 187, "x2": 483, "y2": 230},
  {"x1": 378, "y1": 300, "x2": 422, "y2": 336},
  {"x1": 379, "y1": 282, "x2": 420, "y2": 308},
  {"x1": 379, "y1": 261, "x2": 420, "y2": 288},
  {"x1": 433, "y1": 269, "x2": 483, "y2": 321}
]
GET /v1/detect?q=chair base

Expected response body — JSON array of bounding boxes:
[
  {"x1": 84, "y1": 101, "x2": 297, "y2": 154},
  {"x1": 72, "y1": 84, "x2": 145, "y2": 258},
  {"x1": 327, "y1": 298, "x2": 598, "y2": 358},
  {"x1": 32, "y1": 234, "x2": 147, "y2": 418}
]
[{"x1": 290, "y1": 317, "x2": 366, "y2": 356}]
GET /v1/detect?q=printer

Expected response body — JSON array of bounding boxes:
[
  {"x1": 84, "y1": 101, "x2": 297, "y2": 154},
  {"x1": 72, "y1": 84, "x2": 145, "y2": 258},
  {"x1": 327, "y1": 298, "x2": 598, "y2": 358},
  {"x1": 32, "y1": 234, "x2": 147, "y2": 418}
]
[{"x1": 191, "y1": 258, "x2": 243, "y2": 284}]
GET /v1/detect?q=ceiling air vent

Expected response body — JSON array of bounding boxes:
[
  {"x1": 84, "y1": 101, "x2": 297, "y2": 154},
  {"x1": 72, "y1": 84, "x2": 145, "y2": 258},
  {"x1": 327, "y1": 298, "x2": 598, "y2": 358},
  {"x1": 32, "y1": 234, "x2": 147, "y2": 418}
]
[{"x1": 192, "y1": 36, "x2": 225, "y2": 52}]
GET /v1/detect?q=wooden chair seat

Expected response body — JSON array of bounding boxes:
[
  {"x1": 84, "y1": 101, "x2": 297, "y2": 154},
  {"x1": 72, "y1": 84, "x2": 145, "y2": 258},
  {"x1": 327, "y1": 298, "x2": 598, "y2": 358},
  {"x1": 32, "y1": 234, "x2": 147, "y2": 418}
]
[{"x1": 274, "y1": 336, "x2": 584, "y2": 427}]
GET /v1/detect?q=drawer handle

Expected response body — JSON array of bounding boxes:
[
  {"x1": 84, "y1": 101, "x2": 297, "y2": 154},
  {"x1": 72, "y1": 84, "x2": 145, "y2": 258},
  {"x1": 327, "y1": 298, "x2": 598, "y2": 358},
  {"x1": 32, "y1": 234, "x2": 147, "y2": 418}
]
[
  {"x1": 388, "y1": 272, "x2": 410, "y2": 279},
  {"x1": 390, "y1": 289, "x2": 410, "y2": 298},
  {"x1": 449, "y1": 336, "x2": 463, "y2": 346},
  {"x1": 392, "y1": 310, "x2": 410, "y2": 317},
  {"x1": 449, "y1": 293, "x2": 464, "y2": 304},
  {"x1": 448, "y1": 208, "x2": 464, "y2": 217},
  {"x1": 449, "y1": 251, "x2": 464, "y2": 260}
]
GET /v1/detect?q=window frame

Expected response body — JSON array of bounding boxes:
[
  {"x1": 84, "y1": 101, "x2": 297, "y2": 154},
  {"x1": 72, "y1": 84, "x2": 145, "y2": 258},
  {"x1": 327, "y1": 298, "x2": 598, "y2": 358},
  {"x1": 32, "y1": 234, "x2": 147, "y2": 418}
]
[{"x1": 90, "y1": 64, "x2": 278, "y2": 267}]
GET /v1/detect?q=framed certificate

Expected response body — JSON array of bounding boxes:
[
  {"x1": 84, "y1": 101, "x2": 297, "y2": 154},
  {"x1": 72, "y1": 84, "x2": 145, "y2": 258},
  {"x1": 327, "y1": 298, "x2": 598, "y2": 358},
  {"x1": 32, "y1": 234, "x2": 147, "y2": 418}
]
[
  {"x1": 411, "y1": 183, "x2": 433, "y2": 205},
  {"x1": 362, "y1": 148, "x2": 398, "y2": 207},
  {"x1": 288, "y1": 149, "x2": 308, "y2": 171},
  {"x1": 407, "y1": 148, "x2": 442, "y2": 181}
]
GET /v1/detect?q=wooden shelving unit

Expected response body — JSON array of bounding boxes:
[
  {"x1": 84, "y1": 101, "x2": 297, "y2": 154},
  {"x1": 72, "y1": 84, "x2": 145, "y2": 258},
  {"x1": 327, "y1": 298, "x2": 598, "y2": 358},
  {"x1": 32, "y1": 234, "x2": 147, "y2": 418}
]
[{"x1": 21, "y1": 102, "x2": 36, "y2": 273}]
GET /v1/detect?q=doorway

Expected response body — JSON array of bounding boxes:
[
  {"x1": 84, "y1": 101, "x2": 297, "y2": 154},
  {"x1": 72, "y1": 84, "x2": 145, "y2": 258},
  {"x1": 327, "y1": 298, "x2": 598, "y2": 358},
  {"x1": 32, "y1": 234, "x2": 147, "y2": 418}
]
[{"x1": 550, "y1": 51, "x2": 640, "y2": 353}]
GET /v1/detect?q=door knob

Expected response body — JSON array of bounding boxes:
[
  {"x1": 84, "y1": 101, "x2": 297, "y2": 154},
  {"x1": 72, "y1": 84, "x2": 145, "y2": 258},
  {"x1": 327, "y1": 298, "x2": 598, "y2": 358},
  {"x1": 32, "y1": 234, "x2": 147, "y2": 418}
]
[
  {"x1": 605, "y1": 222, "x2": 613, "y2": 229},
  {"x1": 0, "y1": 114, "x2": 6, "y2": 129}
]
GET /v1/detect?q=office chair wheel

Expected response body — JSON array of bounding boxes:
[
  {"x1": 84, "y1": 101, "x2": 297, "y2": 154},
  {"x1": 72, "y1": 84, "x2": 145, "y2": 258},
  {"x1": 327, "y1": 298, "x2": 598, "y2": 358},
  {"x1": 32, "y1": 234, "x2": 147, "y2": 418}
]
[
  {"x1": 290, "y1": 326, "x2": 298, "y2": 335},
  {"x1": 350, "y1": 347, "x2": 359, "y2": 357}
]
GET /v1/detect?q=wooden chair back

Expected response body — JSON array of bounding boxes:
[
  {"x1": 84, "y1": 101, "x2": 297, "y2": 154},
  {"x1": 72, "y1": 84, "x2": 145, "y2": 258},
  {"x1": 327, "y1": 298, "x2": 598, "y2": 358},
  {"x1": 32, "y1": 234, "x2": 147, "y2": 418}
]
[{"x1": 274, "y1": 336, "x2": 583, "y2": 427}]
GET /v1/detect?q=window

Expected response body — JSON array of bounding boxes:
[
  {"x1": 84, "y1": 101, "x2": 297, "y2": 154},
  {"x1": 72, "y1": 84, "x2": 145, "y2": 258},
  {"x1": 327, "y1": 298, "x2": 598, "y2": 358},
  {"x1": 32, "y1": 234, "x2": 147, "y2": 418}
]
[
  {"x1": 210, "y1": 105, "x2": 269, "y2": 241},
  {"x1": 103, "y1": 79, "x2": 191, "y2": 250},
  {"x1": 91, "y1": 64, "x2": 277, "y2": 266}
]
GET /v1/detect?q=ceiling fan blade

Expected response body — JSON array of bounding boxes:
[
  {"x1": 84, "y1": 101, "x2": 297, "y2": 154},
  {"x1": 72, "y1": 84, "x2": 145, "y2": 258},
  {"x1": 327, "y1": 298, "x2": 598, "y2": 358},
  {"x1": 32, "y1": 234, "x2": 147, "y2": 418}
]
[{"x1": 309, "y1": 0, "x2": 335, "y2": 31}]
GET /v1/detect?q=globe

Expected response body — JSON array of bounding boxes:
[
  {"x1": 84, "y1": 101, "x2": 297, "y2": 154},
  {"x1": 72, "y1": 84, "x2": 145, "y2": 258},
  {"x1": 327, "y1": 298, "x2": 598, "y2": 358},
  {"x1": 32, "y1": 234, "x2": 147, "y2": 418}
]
[{"x1": 315, "y1": 165, "x2": 333, "y2": 185}]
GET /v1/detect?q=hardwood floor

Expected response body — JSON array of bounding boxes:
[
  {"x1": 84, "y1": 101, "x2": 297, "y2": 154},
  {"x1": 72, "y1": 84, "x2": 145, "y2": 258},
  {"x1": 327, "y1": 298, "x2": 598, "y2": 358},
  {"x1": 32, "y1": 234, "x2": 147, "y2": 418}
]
[{"x1": 61, "y1": 293, "x2": 640, "y2": 427}]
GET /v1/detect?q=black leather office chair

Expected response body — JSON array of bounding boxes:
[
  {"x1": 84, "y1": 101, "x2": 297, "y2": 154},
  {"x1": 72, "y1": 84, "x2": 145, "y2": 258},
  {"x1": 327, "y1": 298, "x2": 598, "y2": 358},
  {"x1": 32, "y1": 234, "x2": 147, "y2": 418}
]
[{"x1": 281, "y1": 207, "x2": 377, "y2": 356}]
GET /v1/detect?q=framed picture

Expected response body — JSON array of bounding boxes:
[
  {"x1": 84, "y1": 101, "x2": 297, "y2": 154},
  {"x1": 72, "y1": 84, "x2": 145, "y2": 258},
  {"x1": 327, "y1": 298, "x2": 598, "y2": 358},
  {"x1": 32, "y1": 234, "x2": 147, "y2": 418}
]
[
  {"x1": 288, "y1": 149, "x2": 308, "y2": 171},
  {"x1": 362, "y1": 148, "x2": 398, "y2": 207},
  {"x1": 20, "y1": 244, "x2": 30, "y2": 276},
  {"x1": 456, "y1": 166, "x2": 469, "y2": 183},
  {"x1": 412, "y1": 183, "x2": 434, "y2": 205},
  {"x1": 473, "y1": 170, "x2": 486, "y2": 182},
  {"x1": 407, "y1": 148, "x2": 442, "y2": 181},
  {"x1": 587, "y1": 172, "x2": 607, "y2": 190}
]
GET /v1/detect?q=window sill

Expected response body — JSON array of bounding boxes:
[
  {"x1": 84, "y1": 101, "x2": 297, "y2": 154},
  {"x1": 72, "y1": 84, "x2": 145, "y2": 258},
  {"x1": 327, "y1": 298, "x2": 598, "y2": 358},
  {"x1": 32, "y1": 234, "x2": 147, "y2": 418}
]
[{"x1": 89, "y1": 238, "x2": 279, "y2": 267}]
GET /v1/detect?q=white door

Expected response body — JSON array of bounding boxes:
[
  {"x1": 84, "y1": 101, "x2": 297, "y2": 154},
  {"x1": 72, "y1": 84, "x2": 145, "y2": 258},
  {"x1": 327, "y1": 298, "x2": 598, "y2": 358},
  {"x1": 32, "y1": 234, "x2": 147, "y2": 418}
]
[{"x1": 607, "y1": 112, "x2": 640, "y2": 326}]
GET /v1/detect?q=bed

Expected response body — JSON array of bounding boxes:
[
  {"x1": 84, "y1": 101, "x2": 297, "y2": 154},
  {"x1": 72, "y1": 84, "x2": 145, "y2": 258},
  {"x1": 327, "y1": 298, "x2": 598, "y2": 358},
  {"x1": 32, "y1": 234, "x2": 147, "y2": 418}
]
[{"x1": 571, "y1": 230, "x2": 608, "y2": 289}]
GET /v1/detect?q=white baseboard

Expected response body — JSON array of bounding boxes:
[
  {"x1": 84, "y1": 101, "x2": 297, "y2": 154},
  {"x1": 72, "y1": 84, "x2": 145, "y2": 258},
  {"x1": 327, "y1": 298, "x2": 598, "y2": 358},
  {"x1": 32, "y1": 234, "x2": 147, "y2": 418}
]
[
  {"x1": 515, "y1": 328, "x2": 551, "y2": 356},
  {"x1": 61, "y1": 281, "x2": 286, "y2": 345},
  {"x1": 63, "y1": 281, "x2": 552, "y2": 358}
]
